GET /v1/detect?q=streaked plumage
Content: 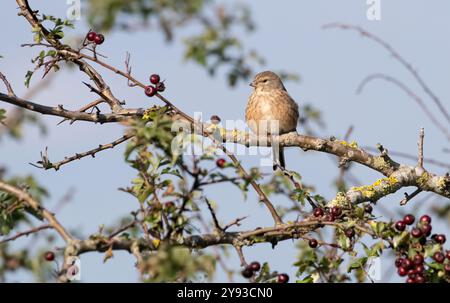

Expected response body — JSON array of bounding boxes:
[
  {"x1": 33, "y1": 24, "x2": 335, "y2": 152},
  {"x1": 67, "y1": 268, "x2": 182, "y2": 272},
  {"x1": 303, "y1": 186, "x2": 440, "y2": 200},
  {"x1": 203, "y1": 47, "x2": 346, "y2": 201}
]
[{"x1": 245, "y1": 71, "x2": 299, "y2": 169}]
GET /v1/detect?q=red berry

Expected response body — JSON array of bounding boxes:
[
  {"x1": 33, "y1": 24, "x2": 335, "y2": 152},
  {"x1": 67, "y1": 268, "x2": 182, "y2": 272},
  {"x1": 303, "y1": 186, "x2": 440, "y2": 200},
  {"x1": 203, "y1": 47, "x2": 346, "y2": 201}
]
[
  {"x1": 421, "y1": 224, "x2": 432, "y2": 236},
  {"x1": 144, "y1": 85, "x2": 157, "y2": 97},
  {"x1": 407, "y1": 269, "x2": 417, "y2": 279},
  {"x1": 155, "y1": 81, "x2": 165, "y2": 92},
  {"x1": 313, "y1": 207, "x2": 324, "y2": 217},
  {"x1": 44, "y1": 251, "x2": 55, "y2": 262},
  {"x1": 345, "y1": 228, "x2": 355, "y2": 238},
  {"x1": 94, "y1": 34, "x2": 105, "y2": 45},
  {"x1": 434, "y1": 234, "x2": 446, "y2": 244},
  {"x1": 403, "y1": 214, "x2": 415, "y2": 225},
  {"x1": 419, "y1": 215, "x2": 431, "y2": 225},
  {"x1": 395, "y1": 221, "x2": 406, "y2": 231},
  {"x1": 415, "y1": 264, "x2": 425, "y2": 274},
  {"x1": 308, "y1": 239, "x2": 318, "y2": 248},
  {"x1": 402, "y1": 259, "x2": 413, "y2": 269},
  {"x1": 433, "y1": 252, "x2": 445, "y2": 263},
  {"x1": 249, "y1": 261, "x2": 261, "y2": 272},
  {"x1": 364, "y1": 204, "x2": 373, "y2": 214},
  {"x1": 241, "y1": 267, "x2": 253, "y2": 278},
  {"x1": 444, "y1": 264, "x2": 450, "y2": 273},
  {"x1": 414, "y1": 275, "x2": 426, "y2": 283},
  {"x1": 398, "y1": 267, "x2": 408, "y2": 277},
  {"x1": 446, "y1": 250, "x2": 450, "y2": 260},
  {"x1": 331, "y1": 206, "x2": 342, "y2": 217},
  {"x1": 406, "y1": 277, "x2": 415, "y2": 283},
  {"x1": 277, "y1": 273, "x2": 289, "y2": 283},
  {"x1": 395, "y1": 257, "x2": 404, "y2": 268},
  {"x1": 413, "y1": 254, "x2": 424, "y2": 265},
  {"x1": 150, "y1": 74, "x2": 160, "y2": 85},
  {"x1": 411, "y1": 228, "x2": 423, "y2": 238},
  {"x1": 216, "y1": 158, "x2": 226, "y2": 168},
  {"x1": 87, "y1": 31, "x2": 96, "y2": 41}
]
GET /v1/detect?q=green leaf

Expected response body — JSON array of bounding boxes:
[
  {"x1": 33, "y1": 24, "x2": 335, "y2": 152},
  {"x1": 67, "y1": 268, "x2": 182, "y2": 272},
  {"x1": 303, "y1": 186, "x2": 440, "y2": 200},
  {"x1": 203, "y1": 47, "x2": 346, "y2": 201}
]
[{"x1": 24, "y1": 70, "x2": 34, "y2": 88}]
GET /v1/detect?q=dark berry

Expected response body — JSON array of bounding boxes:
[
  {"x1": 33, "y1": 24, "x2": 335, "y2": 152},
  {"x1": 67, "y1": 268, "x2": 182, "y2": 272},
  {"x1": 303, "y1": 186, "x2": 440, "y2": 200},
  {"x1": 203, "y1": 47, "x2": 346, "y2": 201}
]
[
  {"x1": 395, "y1": 257, "x2": 404, "y2": 268},
  {"x1": 395, "y1": 221, "x2": 406, "y2": 231},
  {"x1": 331, "y1": 206, "x2": 342, "y2": 217},
  {"x1": 433, "y1": 252, "x2": 445, "y2": 263},
  {"x1": 413, "y1": 254, "x2": 424, "y2": 265},
  {"x1": 308, "y1": 239, "x2": 318, "y2": 248},
  {"x1": 403, "y1": 214, "x2": 415, "y2": 225},
  {"x1": 249, "y1": 261, "x2": 261, "y2": 272},
  {"x1": 402, "y1": 258, "x2": 413, "y2": 269},
  {"x1": 421, "y1": 224, "x2": 432, "y2": 236},
  {"x1": 364, "y1": 204, "x2": 373, "y2": 214},
  {"x1": 444, "y1": 264, "x2": 450, "y2": 273},
  {"x1": 415, "y1": 264, "x2": 425, "y2": 274},
  {"x1": 210, "y1": 115, "x2": 221, "y2": 124},
  {"x1": 155, "y1": 81, "x2": 165, "y2": 92},
  {"x1": 94, "y1": 34, "x2": 105, "y2": 45},
  {"x1": 216, "y1": 158, "x2": 226, "y2": 168},
  {"x1": 313, "y1": 207, "x2": 324, "y2": 217},
  {"x1": 411, "y1": 228, "x2": 423, "y2": 238},
  {"x1": 419, "y1": 215, "x2": 431, "y2": 225},
  {"x1": 87, "y1": 31, "x2": 96, "y2": 41},
  {"x1": 150, "y1": 74, "x2": 160, "y2": 85},
  {"x1": 414, "y1": 275, "x2": 425, "y2": 283},
  {"x1": 241, "y1": 267, "x2": 253, "y2": 279},
  {"x1": 144, "y1": 85, "x2": 157, "y2": 97},
  {"x1": 277, "y1": 273, "x2": 289, "y2": 283},
  {"x1": 434, "y1": 234, "x2": 446, "y2": 244},
  {"x1": 326, "y1": 214, "x2": 336, "y2": 222},
  {"x1": 398, "y1": 267, "x2": 408, "y2": 277},
  {"x1": 406, "y1": 277, "x2": 415, "y2": 283},
  {"x1": 345, "y1": 228, "x2": 355, "y2": 238},
  {"x1": 446, "y1": 250, "x2": 450, "y2": 260},
  {"x1": 44, "y1": 251, "x2": 55, "y2": 262},
  {"x1": 407, "y1": 269, "x2": 417, "y2": 279}
]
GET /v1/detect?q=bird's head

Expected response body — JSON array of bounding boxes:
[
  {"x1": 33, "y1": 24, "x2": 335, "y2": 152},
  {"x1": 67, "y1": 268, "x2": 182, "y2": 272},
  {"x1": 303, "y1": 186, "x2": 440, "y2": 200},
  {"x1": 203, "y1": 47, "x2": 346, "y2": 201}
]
[{"x1": 250, "y1": 71, "x2": 286, "y2": 92}]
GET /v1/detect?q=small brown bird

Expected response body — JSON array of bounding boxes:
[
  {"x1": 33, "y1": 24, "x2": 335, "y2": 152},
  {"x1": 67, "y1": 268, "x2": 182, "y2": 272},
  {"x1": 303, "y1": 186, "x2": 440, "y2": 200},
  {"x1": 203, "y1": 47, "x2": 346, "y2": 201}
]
[{"x1": 245, "y1": 71, "x2": 299, "y2": 170}]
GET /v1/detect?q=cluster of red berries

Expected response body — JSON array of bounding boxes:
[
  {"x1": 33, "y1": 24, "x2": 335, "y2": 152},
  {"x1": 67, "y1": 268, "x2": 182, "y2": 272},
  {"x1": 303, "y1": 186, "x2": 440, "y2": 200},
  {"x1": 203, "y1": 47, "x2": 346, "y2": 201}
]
[
  {"x1": 394, "y1": 214, "x2": 450, "y2": 283},
  {"x1": 86, "y1": 31, "x2": 105, "y2": 45},
  {"x1": 241, "y1": 261, "x2": 289, "y2": 283},
  {"x1": 216, "y1": 158, "x2": 226, "y2": 168},
  {"x1": 144, "y1": 74, "x2": 165, "y2": 97},
  {"x1": 312, "y1": 205, "x2": 345, "y2": 222},
  {"x1": 241, "y1": 261, "x2": 261, "y2": 279}
]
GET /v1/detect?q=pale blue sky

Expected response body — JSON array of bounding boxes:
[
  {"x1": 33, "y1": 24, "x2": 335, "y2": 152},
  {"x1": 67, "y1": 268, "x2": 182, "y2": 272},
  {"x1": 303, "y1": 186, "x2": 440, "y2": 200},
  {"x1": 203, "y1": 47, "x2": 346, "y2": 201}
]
[{"x1": 1, "y1": 1, "x2": 449, "y2": 282}]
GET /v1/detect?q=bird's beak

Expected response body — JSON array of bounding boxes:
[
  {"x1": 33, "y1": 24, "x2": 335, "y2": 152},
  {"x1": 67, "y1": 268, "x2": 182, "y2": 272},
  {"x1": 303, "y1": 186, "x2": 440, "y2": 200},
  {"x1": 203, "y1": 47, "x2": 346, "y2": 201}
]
[{"x1": 249, "y1": 82, "x2": 255, "y2": 87}]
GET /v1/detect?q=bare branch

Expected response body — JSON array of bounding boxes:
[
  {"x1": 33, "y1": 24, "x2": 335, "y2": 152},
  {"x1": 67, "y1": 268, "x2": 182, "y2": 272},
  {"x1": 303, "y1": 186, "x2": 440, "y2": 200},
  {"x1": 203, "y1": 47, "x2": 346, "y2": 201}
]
[
  {"x1": 324, "y1": 23, "x2": 450, "y2": 125},
  {"x1": 0, "y1": 224, "x2": 52, "y2": 244}
]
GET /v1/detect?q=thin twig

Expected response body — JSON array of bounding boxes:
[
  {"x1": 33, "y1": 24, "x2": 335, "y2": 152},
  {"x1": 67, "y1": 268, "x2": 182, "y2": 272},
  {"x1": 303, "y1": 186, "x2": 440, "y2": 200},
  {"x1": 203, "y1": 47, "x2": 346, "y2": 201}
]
[
  {"x1": 0, "y1": 181, "x2": 72, "y2": 242},
  {"x1": 400, "y1": 188, "x2": 422, "y2": 206},
  {"x1": 0, "y1": 72, "x2": 16, "y2": 97},
  {"x1": 325, "y1": 23, "x2": 450, "y2": 125},
  {"x1": 357, "y1": 73, "x2": 450, "y2": 141},
  {"x1": 0, "y1": 224, "x2": 52, "y2": 244}
]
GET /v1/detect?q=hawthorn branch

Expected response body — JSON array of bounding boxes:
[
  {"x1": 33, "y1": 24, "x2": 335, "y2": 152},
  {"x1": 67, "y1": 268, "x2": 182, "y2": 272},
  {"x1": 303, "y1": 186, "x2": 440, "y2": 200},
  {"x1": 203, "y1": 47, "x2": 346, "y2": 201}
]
[
  {"x1": 33, "y1": 133, "x2": 134, "y2": 171},
  {"x1": 357, "y1": 73, "x2": 450, "y2": 141},
  {"x1": 0, "y1": 224, "x2": 52, "y2": 244},
  {"x1": 0, "y1": 181, "x2": 72, "y2": 242},
  {"x1": 324, "y1": 23, "x2": 450, "y2": 125},
  {"x1": 16, "y1": 0, "x2": 124, "y2": 112},
  {"x1": 0, "y1": 93, "x2": 142, "y2": 123}
]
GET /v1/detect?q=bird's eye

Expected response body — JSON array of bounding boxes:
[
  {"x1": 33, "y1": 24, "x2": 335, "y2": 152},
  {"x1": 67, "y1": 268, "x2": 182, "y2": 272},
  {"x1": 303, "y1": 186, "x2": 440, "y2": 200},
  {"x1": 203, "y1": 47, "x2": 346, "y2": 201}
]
[{"x1": 263, "y1": 79, "x2": 268, "y2": 83}]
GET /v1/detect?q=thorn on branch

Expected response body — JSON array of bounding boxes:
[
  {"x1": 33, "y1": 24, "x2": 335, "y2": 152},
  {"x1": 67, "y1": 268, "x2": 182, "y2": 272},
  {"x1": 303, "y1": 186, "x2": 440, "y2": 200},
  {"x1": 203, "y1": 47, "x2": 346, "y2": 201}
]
[{"x1": 400, "y1": 188, "x2": 422, "y2": 206}]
